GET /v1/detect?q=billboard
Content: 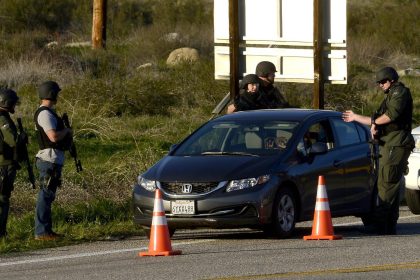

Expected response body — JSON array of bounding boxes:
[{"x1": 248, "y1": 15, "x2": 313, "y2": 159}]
[{"x1": 214, "y1": 0, "x2": 347, "y2": 84}]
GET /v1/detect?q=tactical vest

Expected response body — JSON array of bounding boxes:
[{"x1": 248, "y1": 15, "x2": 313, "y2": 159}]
[
  {"x1": 34, "y1": 106, "x2": 67, "y2": 151},
  {"x1": 375, "y1": 82, "x2": 413, "y2": 136},
  {"x1": 0, "y1": 111, "x2": 17, "y2": 161}
]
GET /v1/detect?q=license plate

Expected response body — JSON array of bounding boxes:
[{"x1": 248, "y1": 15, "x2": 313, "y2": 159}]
[{"x1": 171, "y1": 200, "x2": 195, "y2": 215}]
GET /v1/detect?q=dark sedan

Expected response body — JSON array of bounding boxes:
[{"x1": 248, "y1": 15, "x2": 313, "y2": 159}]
[{"x1": 132, "y1": 109, "x2": 376, "y2": 237}]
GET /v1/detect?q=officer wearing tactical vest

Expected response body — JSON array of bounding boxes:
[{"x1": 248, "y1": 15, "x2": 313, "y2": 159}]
[
  {"x1": 0, "y1": 88, "x2": 22, "y2": 238},
  {"x1": 342, "y1": 66, "x2": 414, "y2": 235},
  {"x1": 34, "y1": 81, "x2": 72, "y2": 241},
  {"x1": 227, "y1": 61, "x2": 289, "y2": 113}
]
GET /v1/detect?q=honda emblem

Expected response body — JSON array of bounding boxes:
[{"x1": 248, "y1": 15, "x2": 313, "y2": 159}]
[{"x1": 181, "y1": 184, "x2": 193, "y2": 193}]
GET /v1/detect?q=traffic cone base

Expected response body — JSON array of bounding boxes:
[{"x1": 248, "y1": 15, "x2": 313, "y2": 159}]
[
  {"x1": 139, "y1": 189, "x2": 182, "y2": 257},
  {"x1": 304, "y1": 176, "x2": 342, "y2": 240}
]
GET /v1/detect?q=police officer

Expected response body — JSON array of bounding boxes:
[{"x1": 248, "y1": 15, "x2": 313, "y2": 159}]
[
  {"x1": 255, "y1": 61, "x2": 289, "y2": 109},
  {"x1": 227, "y1": 61, "x2": 289, "y2": 113},
  {"x1": 34, "y1": 81, "x2": 72, "y2": 240},
  {"x1": 233, "y1": 74, "x2": 263, "y2": 112},
  {"x1": 342, "y1": 66, "x2": 414, "y2": 234},
  {"x1": 0, "y1": 89, "x2": 21, "y2": 238}
]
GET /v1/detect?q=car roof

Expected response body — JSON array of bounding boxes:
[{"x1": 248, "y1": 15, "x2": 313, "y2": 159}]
[
  {"x1": 412, "y1": 126, "x2": 420, "y2": 134},
  {"x1": 215, "y1": 109, "x2": 342, "y2": 122}
]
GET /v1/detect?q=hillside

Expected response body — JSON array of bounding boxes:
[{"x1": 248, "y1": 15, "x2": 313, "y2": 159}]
[{"x1": 0, "y1": 0, "x2": 418, "y2": 251}]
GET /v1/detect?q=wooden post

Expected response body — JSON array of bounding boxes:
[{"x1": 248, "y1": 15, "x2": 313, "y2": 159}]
[
  {"x1": 92, "y1": 0, "x2": 107, "y2": 49},
  {"x1": 313, "y1": 0, "x2": 324, "y2": 109},
  {"x1": 229, "y1": 0, "x2": 239, "y2": 100}
]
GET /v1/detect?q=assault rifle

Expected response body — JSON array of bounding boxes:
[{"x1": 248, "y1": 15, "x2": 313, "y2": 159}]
[
  {"x1": 16, "y1": 118, "x2": 36, "y2": 189},
  {"x1": 62, "y1": 113, "x2": 83, "y2": 172},
  {"x1": 211, "y1": 92, "x2": 231, "y2": 119}
]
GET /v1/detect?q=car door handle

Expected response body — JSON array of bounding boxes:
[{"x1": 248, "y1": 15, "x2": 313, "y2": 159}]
[{"x1": 333, "y1": 159, "x2": 343, "y2": 167}]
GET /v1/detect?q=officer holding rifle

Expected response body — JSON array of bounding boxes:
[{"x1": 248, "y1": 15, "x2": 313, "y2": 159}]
[
  {"x1": 342, "y1": 67, "x2": 414, "y2": 235},
  {"x1": 0, "y1": 88, "x2": 27, "y2": 239},
  {"x1": 33, "y1": 81, "x2": 73, "y2": 241}
]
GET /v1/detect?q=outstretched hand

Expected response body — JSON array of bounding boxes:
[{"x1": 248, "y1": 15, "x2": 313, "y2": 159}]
[{"x1": 342, "y1": 110, "x2": 356, "y2": 122}]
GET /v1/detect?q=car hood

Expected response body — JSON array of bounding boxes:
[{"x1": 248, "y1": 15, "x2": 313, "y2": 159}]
[{"x1": 143, "y1": 155, "x2": 282, "y2": 182}]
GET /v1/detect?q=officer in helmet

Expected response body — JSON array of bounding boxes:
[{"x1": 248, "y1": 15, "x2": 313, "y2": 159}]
[
  {"x1": 255, "y1": 61, "x2": 289, "y2": 109},
  {"x1": 0, "y1": 88, "x2": 21, "y2": 238},
  {"x1": 233, "y1": 74, "x2": 263, "y2": 112},
  {"x1": 342, "y1": 66, "x2": 414, "y2": 235},
  {"x1": 33, "y1": 81, "x2": 72, "y2": 241},
  {"x1": 227, "y1": 61, "x2": 289, "y2": 113}
]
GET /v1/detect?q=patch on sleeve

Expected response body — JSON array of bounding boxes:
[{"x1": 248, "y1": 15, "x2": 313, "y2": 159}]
[{"x1": 1, "y1": 124, "x2": 9, "y2": 129}]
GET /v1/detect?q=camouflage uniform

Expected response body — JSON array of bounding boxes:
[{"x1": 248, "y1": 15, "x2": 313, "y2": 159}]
[{"x1": 0, "y1": 109, "x2": 18, "y2": 237}]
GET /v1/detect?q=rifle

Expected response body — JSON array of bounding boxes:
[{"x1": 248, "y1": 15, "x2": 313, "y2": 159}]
[
  {"x1": 16, "y1": 118, "x2": 36, "y2": 189},
  {"x1": 210, "y1": 92, "x2": 231, "y2": 119},
  {"x1": 61, "y1": 113, "x2": 83, "y2": 172}
]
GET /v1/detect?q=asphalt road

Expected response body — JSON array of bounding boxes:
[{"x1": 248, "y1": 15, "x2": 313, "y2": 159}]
[{"x1": 1, "y1": 206, "x2": 419, "y2": 280}]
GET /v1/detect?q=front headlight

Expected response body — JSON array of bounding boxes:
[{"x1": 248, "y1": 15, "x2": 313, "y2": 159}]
[
  {"x1": 226, "y1": 175, "x2": 270, "y2": 192},
  {"x1": 413, "y1": 134, "x2": 420, "y2": 153},
  {"x1": 137, "y1": 175, "x2": 157, "y2": 192}
]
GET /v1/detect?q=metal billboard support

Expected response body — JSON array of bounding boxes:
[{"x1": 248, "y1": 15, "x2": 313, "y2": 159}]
[
  {"x1": 313, "y1": 0, "x2": 324, "y2": 109},
  {"x1": 228, "y1": 0, "x2": 239, "y2": 100}
]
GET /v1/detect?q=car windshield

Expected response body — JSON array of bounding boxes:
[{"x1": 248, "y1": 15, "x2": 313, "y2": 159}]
[{"x1": 173, "y1": 120, "x2": 299, "y2": 156}]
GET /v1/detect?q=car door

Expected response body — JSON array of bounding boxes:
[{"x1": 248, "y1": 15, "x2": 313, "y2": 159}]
[
  {"x1": 294, "y1": 119, "x2": 349, "y2": 218},
  {"x1": 330, "y1": 118, "x2": 372, "y2": 213}
]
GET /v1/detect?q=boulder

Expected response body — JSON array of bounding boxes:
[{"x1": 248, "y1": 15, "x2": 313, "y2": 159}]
[{"x1": 166, "y1": 47, "x2": 199, "y2": 66}]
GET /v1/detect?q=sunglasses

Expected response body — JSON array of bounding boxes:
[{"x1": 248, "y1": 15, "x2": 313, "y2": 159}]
[{"x1": 377, "y1": 79, "x2": 389, "y2": 85}]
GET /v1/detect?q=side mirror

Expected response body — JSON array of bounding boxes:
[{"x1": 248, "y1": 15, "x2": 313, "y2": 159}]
[
  {"x1": 309, "y1": 142, "x2": 328, "y2": 155},
  {"x1": 169, "y1": 144, "x2": 178, "y2": 153}
]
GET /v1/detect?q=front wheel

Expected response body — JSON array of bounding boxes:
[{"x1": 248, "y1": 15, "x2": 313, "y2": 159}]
[
  {"x1": 270, "y1": 187, "x2": 297, "y2": 238},
  {"x1": 406, "y1": 189, "x2": 420, "y2": 214}
]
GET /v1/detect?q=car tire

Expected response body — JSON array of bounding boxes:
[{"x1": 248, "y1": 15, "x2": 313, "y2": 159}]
[
  {"x1": 142, "y1": 226, "x2": 176, "y2": 239},
  {"x1": 269, "y1": 187, "x2": 297, "y2": 238},
  {"x1": 405, "y1": 189, "x2": 420, "y2": 214}
]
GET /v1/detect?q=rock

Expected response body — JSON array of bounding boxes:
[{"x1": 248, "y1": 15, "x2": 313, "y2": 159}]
[
  {"x1": 162, "y1": 33, "x2": 180, "y2": 43},
  {"x1": 166, "y1": 47, "x2": 199, "y2": 66},
  {"x1": 45, "y1": 41, "x2": 59, "y2": 49},
  {"x1": 397, "y1": 68, "x2": 420, "y2": 77},
  {"x1": 137, "y1": 63, "x2": 153, "y2": 70}
]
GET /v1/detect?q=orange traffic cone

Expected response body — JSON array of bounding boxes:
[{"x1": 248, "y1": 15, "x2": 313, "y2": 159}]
[
  {"x1": 139, "y1": 189, "x2": 182, "y2": 256},
  {"x1": 304, "y1": 176, "x2": 342, "y2": 240}
]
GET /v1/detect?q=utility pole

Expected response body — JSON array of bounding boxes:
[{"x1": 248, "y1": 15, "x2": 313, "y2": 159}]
[
  {"x1": 92, "y1": 0, "x2": 107, "y2": 49},
  {"x1": 313, "y1": 0, "x2": 324, "y2": 109}
]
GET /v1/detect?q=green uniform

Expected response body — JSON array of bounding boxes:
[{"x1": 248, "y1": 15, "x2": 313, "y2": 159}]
[
  {"x1": 375, "y1": 82, "x2": 414, "y2": 234},
  {"x1": 0, "y1": 111, "x2": 18, "y2": 237}
]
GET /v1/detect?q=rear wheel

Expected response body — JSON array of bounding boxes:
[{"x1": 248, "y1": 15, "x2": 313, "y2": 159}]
[
  {"x1": 405, "y1": 189, "x2": 420, "y2": 214},
  {"x1": 269, "y1": 187, "x2": 297, "y2": 238}
]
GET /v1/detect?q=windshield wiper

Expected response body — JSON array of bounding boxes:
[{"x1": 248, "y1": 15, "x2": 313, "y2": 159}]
[{"x1": 201, "y1": 151, "x2": 259, "y2": 157}]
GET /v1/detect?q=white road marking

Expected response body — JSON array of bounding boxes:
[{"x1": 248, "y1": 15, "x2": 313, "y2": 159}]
[{"x1": 0, "y1": 239, "x2": 214, "y2": 268}]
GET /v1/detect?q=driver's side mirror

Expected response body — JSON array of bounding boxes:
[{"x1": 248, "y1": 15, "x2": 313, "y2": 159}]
[{"x1": 169, "y1": 144, "x2": 178, "y2": 153}]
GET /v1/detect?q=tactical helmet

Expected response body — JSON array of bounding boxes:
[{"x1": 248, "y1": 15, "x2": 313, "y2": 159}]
[
  {"x1": 375, "y1": 67, "x2": 399, "y2": 83},
  {"x1": 38, "y1": 81, "x2": 61, "y2": 100},
  {"x1": 0, "y1": 88, "x2": 19, "y2": 112},
  {"x1": 255, "y1": 61, "x2": 277, "y2": 77},
  {"x1": 241, "y1": 74, "x2": 260, "y2": 89}
]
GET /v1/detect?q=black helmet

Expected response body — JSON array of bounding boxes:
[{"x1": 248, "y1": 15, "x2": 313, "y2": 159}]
[
  {"x1": 255, "y1": 61, "x2": 277, "y2": 77},
  {"x1": 38, "y1": 81, "x2": 61, "y2": 100},
  {"x1": 241, "y1": 74, "x2": 260, "y2": 89},
  {"x1": 375, "y1": 67, "x2": 399, "y2": 83},
  {"x1": 0, "y1": 88, "x2": 19, "y2": 113}
]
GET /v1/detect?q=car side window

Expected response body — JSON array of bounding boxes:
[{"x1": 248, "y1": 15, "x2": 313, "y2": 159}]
[
  {"x1": 331, "y1": 119, "x2": 361, "y2": 146},
  {"x1": 297, "y1": 120, "x2": 335, "y2": 156}
]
